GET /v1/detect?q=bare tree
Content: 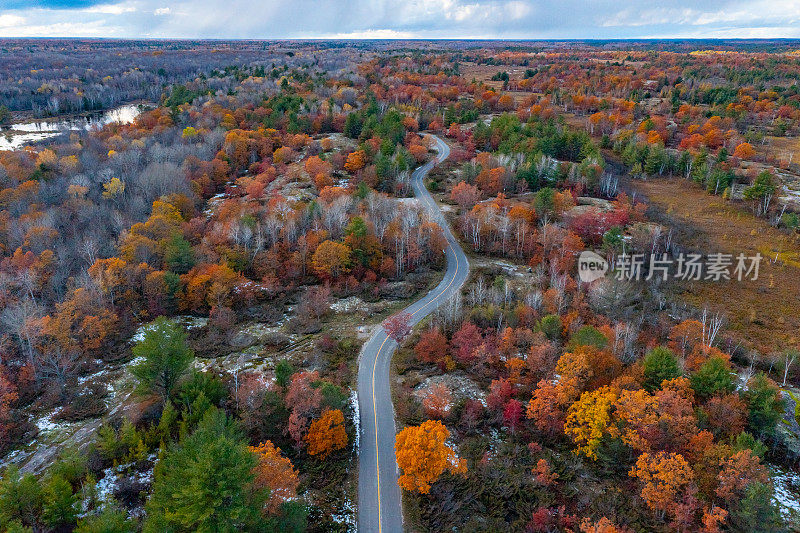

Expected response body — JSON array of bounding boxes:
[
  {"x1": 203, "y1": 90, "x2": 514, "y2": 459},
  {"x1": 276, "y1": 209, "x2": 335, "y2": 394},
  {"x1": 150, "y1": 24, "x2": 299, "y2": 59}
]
[
  {"x1": 779, "y1": 349, "x2": 798, "y2": 387},
  {"x1": 1, "y1": 299, "x2": 41, "y2": 366},
  {"x1": 700, "y1": 308, "x2": 724, "y2": 348},
  {"x1": 296, "y1": 285, "x2": 331, "y2": 323},
  {"x1": 37, "y1": 347, "x2": 81, "y2": 402},
  {"x1": 366, "y1": 192, "x2": 397, "y2": 244},
  {"x1": 612, "y1": 321, "x2": 640, "y2": 364}
]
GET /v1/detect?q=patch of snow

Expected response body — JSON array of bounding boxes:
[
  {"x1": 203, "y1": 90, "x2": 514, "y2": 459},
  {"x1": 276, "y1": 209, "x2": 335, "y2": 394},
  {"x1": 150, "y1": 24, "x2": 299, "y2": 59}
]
[
  {"x1": 330, "y1": 492, "x2": 356, "y2": 531},
  {"x1": 95, "y1": 454, "x2": 158, "y2": 504},
  {"x1": 771, "y1": 463, "x2": 800, "y2": 519},
  {"x1": 0, "y1": 449, "x2": 31, "y2": 470},
  {"x1": 78, "y1": 368, "x2": 112, "y2": 385},
  {"x1": 356, "y1": 325, "x2": 375, "y2": 340},
  {"x1": 130, "y1": 316, "x2": 208, "y2": 344},
  {"x1": 331, "y1": 296, "x2": 367, "y2": 314},
  {"x1": 36, "y1": 412, "x2": 68, "y2": 434},
  {"x1": 94, "y1": 468, "x2": 117, "y2": 503},
  {"x1": 398, "y1": 197, "x2": 420, "y2": 206},
  {"x1": 413, "y1": 372, "x2": 486, "y2": 406},
  {"x1": 182, "y1": 316, "x2": 209, "y2": 330},
  {"x1": 350, "y1": 389, "x2": 360, "y2": 451}
]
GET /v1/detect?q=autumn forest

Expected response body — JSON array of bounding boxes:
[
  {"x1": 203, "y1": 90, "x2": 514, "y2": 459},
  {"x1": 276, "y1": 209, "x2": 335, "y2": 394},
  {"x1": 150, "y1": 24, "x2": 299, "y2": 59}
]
[{"x1": 0, "y1": 38, "x2": 799, "y2": 533}]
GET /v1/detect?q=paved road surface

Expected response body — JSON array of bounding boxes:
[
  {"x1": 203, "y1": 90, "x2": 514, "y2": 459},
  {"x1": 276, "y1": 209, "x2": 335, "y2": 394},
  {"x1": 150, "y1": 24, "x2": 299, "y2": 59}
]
[{"x1": 357, "y1": 135, "x2": 470, "y2": 533}]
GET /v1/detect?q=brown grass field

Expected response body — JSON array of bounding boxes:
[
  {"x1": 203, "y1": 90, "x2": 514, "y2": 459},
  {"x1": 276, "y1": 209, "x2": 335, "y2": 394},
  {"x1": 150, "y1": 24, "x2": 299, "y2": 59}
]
[
  {"x1": 758, "y1": 136, "x2": 800, "y2": 165},
  {"x1": 460, "y1": 61, "x2": 541, "y2": 103},
  {"x1": 634, "y1": 177, "x2": 800, "y2": 353}
]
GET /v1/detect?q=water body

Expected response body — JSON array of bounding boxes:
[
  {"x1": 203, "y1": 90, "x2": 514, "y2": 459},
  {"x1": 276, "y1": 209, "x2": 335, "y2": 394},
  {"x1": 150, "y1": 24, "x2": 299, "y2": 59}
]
[{"x1": 0, "y1": 104, "x2": 147, "y2": 151}]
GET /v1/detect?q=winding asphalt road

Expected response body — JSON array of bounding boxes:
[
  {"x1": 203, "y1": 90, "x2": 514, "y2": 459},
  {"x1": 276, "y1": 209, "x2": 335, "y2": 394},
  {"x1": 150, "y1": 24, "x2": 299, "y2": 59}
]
[{"x1": 357, "y1": 135, "x2": 470, "y2": 533}]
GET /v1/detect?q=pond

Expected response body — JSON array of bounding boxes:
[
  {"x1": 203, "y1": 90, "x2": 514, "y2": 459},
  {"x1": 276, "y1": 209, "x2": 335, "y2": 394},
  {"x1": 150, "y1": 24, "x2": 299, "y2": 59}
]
[{"x1": 0, "y1": 103, "x2": 148, "y2": 151}]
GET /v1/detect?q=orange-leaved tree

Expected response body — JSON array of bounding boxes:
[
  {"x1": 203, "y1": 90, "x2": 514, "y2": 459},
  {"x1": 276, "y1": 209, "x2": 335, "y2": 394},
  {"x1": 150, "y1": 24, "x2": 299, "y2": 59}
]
[
  {"x1": 629, "y1": 451, "x2": 695, "y2": 518},
  {"x1": 250, "y1": 440, "x2": 299, "y2": 513},
  {"x1": 395, "y1": 419, "x2": 466, "y2": 494},
  {"x1": 305, "y1": 408, "x2": 348, "y2": 459},
  {"x1": 344, "y1": 150, "x2": 366, "y2": 173},
  {"x1": 733, "y1": 142, "x2": 756, "y2": 160},
  {"x1": 311, "y1": 240, "x2": 351, "y2": 280}
]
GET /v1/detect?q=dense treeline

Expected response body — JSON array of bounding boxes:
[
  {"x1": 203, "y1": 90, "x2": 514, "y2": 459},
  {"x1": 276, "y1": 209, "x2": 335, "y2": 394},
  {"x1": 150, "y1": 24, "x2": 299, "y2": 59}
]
[{"x1": 0, "y1": 40, "x2": 352, "y2": 116}]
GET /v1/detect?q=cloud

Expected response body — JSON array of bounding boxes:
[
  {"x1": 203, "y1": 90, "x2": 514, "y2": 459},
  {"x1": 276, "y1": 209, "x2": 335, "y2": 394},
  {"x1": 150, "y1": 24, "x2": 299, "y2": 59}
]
[
  {"x1": 0, "y1": 20, "x2": 121, "y2": 37},
  {"x1": 0, "y1": 14, "x2": 27, "y2": 27},
  {"x1": 83, "y1": 3, "x2": 135, "y2": 14},
  {"x1": 0, "y1": 0, "x2": 799, "y2": 39}
]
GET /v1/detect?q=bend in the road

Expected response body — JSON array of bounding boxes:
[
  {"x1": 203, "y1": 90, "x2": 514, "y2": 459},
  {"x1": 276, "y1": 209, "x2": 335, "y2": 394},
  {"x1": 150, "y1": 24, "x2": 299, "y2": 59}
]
[{"x1": 357, "y1": 135, "x2": 470, "y2": 533}]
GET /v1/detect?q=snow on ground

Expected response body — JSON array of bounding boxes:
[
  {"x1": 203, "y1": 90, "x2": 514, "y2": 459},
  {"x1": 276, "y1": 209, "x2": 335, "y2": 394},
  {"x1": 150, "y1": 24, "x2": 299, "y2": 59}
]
[
  {"x1": 397, "y1": 197, "x2": 420, "y2": 206},
  {"x1": 94, "y1": 454, "x2": 157, "y2": 514},
  {"x1": 356, "y1": 325, "x2": 376, "y2": 341},
  {"x1": 771, "y1": 463, "x2": 800, "y2": 520},
  {"x1": 330, "y1": 494, "x2": 357, "y2": 531},
  {"x1": 203, "y1": 192, "x2": 229, "y2": 217},
  {"x1": 413, "y1": 371, "x2": 486, "y2": 406},
  {"x1": 349, "y1": 389, "x2": 360, "y2": 451},
  {"x1": 0, "y1": 448, "x2": 31, "y2": 470},
  {"x1": 331, "y1": 296, "x2": 368, "y2": 314},
  {"x1": 36, "y1": 411, "x2": 66, "y2": 434},
  {"x1": 130, "y1": 315, "x2": 208, "y2": 344}
]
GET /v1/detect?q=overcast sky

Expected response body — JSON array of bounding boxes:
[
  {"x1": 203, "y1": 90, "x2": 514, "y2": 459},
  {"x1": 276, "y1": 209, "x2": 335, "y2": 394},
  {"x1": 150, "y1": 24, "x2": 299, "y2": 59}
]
[{"x1": 1, "y1": 0, "x2": 799, "y2": 39}]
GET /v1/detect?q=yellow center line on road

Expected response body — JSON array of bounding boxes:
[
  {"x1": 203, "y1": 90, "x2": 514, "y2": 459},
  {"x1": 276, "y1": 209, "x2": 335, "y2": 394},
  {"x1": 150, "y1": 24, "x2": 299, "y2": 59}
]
[
  {"x1": 373, "y1": 244, "x2": 461, "y2": 532},
  {"x1": 372, "y1": 136, "x2": 458, "y2": 533}
]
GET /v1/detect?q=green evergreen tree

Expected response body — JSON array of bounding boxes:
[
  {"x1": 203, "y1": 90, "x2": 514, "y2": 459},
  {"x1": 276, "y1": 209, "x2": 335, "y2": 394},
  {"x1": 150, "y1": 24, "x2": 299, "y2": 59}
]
[
  {"x1": 75, "y1": 502, "x2": 134, "y2": 533},
  {"x1": 143, "y1": 408, "x2": 263, "y2": 533},
  {"x1": 539, "y1": 314, "x2": 562, "y2": 341},
  {"x1": 131, "y1": 317, "x2": 194, "y2": 402},
  {"x1": 42, "y1": 475, "x2": 78, "y2": 529},
  {"x1": 0, "y1": 466, "x2": 42, "y2": 529},
  {"x1": 691, "y1": 356, "x2": 735, "y2": 400},
  {"x1": 164, "y1": 234, "x2": 195, "y2": 274},
  {"x1": 742, "y1": 373, "x2": 785, "y2": 438},
  {"x1": 344, "y1": 113, "x2": 362, "y2": 139},
  {"x1": 568, "y1": 326, "x2": 608, "y2": 351},
  {"x1": 642, "y1": 347, "x2": 681, "y2": 391},
  {"x1": 727, "y1": 482, "x2": 784, "y2": 532}
]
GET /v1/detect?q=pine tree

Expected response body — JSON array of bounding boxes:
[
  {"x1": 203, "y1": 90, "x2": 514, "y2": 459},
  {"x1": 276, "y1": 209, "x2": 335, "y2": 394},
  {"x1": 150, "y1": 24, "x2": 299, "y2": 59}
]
[
  {"x1": 42, "y1": 475, "x2": 78, "y2": 529},
  {"x1": 143, "y1": 408, "x2": 263, "y2": 533},
  {"x1": 131, "y1": 317, "x2": 193, "y2": 402}
]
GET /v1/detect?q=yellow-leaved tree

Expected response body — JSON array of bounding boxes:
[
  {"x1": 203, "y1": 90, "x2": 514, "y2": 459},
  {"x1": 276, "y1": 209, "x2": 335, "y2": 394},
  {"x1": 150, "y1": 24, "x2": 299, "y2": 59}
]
[
  {"x1": 563, "y1": 386, "x2": 619, "y2": 460},
  {"x1": 395, "y1": 420, "x2": 466, "y2": 494},
  {"x1": 311, "y1": 240, "x2": 351, "y2": 280}
]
